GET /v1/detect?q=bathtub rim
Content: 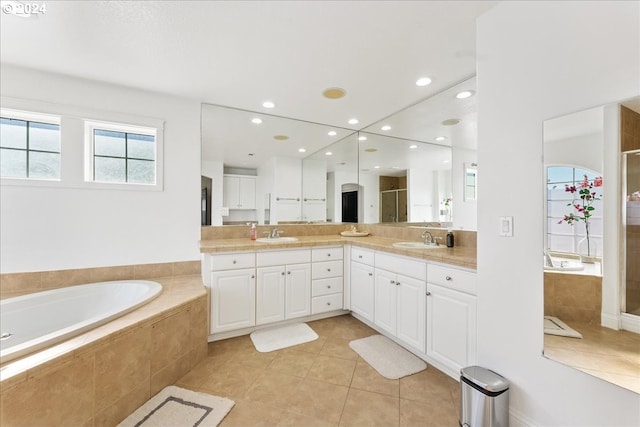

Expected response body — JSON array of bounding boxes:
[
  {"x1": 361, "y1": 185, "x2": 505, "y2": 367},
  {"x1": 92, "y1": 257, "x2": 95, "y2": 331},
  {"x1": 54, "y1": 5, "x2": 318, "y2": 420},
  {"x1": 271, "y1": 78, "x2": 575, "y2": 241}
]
[{"x1": 0, "y1": 280, "x2": 163, "y2": 365}]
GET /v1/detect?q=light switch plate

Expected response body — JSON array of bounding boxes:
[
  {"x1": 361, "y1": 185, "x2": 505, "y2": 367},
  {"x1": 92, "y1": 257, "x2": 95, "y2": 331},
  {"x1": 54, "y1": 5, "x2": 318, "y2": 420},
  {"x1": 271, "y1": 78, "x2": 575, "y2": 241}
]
[{"x1": 499, "y1": 216, "x2": 513, "y2": 237}]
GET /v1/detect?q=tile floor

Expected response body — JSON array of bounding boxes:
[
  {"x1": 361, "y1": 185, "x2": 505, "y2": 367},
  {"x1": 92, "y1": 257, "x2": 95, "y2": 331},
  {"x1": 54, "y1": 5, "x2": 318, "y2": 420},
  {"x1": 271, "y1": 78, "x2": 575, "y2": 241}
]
[
  {"x1": 544, "y1": 321, "x2": 640, "y2": 394},
  {"x1": 176, "y1": 314, "x2": 461, "y2": 426}
]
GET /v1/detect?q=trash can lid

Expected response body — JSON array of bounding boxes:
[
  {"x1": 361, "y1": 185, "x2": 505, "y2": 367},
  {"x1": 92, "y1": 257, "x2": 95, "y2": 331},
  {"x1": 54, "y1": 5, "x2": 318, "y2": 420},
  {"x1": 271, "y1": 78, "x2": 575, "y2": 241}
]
[{"x1": 460, "y1": 366, "x2": 510, "y2": 393}]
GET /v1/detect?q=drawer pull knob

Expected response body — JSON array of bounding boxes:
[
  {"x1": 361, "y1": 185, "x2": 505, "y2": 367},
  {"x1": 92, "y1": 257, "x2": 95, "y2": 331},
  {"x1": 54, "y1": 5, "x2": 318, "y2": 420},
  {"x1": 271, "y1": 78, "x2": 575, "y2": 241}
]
[
  {"x1": 368, "y1": 273, "x2": 373, "y2": 276},
  {"x1": 426, "y1": 291, "x2": 431, "y2": 296},
  {"x1": 327, "y1": 254, "x2": 331, "y2": 257},
  {"x1": 251, "y1": 275, "x2": 255, "y2": 279},
  {"x1": 358, "y1": 255, "x2": 363, "y2": 258},
  {"x1": 287, "y1": 271, "x2": 291, "y2": 275},
  {"x1": 327, "y1": 285, "x2": 331, "y2": 289},
  {"x1": 396, "y1": 282, "x2": 400, "y2": 286},
  {"x1": 326, "y1": 302, "x2": 331, "y2": 306},
  {"x1": 233, "y1": 260, "x2": 237, "y2": 264},
  {"x1": 446, "y1": 276, "x2": 452, "y2": 281},
  {"x1": 390, "y1": 280, "x2": 395, "y2": 284},
  {"x1": 327, "y1": 268, "x2": 331, "y2": 272}
]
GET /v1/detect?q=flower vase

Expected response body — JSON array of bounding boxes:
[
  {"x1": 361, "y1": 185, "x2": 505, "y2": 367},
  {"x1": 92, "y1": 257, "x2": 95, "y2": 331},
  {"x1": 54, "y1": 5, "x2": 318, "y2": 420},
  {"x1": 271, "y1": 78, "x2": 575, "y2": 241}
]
[{"x1": 578, "y1": 237, "x2": 597, "y2": 263}]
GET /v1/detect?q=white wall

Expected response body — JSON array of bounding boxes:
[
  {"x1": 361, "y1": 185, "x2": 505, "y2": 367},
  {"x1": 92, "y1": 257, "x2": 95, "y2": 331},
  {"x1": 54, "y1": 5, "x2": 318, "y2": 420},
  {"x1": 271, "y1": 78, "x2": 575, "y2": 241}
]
[
  {"x1": 452, "y1": 146, "x2": 477, "y2": 230},
  {"x1": 477, "y1": 2, "x2": 639, "y2": 426},
  {"x1": 0, "y1": 65, "x2": 202, "y2": 273}
]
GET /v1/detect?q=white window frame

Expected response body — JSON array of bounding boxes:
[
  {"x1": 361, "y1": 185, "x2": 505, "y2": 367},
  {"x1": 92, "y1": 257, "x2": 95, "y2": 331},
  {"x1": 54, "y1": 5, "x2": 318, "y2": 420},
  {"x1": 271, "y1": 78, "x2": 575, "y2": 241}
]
[
  {"x1": 0, "y1": 108, "x2": 62, "y2": 182},
  {"x1": 84, "y1": 120, "x2": 163, "y2": 190}
]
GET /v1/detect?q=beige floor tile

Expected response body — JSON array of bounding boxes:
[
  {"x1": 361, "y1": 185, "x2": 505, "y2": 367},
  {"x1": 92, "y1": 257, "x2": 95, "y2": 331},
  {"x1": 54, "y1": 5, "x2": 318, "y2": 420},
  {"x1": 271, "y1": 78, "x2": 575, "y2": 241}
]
[
  {"x1": 176, "y1": 358, "x2": 262, "y2": 401},
  {"x1": 400, "y1": 397, "x2": 459, "y2": 427},
  {"x1": 219, "y1": 398, "x2": 284, "y2": 427},
  {"x1": 400, "y1": 369, "x2": 456, "y2": 403},
  {"x1": 339, "y1": 388, "x2": 399, "y2": 427},
  {"x1": 277, "y1": 411, "x2": 339, "y2": 427},
  {"x1": 350, "y1": 361, "x2": 399, "y2": 397},
  {"x1": 307, "y1": 318, "x2": 339, "y2": 337},
  {"x1": 320, "y1": 336, "x2": 359, "y2": 360},
  {"x1": 244, "y1": 371, "x2": 304, "y2": 409},
  {"x1": 332, "y1": 322, "x2": 377, "y2": 341},
  {"x1": 287, "y1": 378, "x2": 350, "y2": 424},
  {"x1": 289, "y1": 335, "x2": 328, "y2": 354},
  {"x1": 268, "y1": 349, "x2": 318, "y2": 377},
  {"x1": 307, "y1": 354, "x2": 357, "y2": 386}
]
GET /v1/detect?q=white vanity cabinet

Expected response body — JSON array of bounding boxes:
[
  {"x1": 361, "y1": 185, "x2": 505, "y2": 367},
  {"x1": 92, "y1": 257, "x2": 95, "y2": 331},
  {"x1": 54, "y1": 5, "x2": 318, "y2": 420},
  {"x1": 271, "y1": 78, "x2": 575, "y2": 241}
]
[
  {"x1": 223, "y1": 175, "x2": 256, "y2": 210},
  {"x1": 209, "y1": 252, "x2": 256, "y2": 334},
  {"x1": 373, "y1": 252, "x2": 427, "y2": 353},
  {"x1": 349, "y1": 247, "x2": 375, "y2": 322},
  {"x1": 426, "y1": 263, "x2": 477, "y2": 374},
  {"x1": 256, "y1": 249, "x2": 312, "y2": 322},
  {"x1": 311, "y1": 246, "x2": 344, "y2": 314}
]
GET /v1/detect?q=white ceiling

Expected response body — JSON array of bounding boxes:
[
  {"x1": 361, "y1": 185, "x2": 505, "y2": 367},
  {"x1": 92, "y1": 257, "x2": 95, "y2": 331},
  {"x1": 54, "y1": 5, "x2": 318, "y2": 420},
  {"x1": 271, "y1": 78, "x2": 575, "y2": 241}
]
[{"x1": 0, "y1": 0, "x2": 496, "y2": 129}]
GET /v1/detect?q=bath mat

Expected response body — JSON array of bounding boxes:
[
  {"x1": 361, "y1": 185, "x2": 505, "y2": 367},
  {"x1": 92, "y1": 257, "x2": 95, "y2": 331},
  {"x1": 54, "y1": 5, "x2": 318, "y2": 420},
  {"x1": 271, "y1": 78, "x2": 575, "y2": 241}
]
[
  {"x1": 349, "y1": 334, "x2": 427, "y2": 379},
  {"x1": 544, "y1": 316, "x2": 583, "y2": 339},
  {"x1": 117, "y1": 386, "x2": 234, "y2": 427},
  {"x1": 250, "y1": 322, "x2": 318, "y2": 352}
]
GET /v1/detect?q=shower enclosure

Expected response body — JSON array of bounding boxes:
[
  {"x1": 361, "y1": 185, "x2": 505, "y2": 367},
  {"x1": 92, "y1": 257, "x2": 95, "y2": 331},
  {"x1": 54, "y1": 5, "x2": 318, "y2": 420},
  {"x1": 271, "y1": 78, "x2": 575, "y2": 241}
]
[{"x1": 623, "y1": 150, "x2": 640, "y2": 316}]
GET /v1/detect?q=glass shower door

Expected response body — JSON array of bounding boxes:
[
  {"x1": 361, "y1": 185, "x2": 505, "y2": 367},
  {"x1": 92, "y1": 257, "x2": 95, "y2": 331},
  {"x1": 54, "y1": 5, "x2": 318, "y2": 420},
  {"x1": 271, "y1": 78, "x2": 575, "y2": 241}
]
[{"x1": 624, "y1": 150, "x2": 640, "y2": 315}]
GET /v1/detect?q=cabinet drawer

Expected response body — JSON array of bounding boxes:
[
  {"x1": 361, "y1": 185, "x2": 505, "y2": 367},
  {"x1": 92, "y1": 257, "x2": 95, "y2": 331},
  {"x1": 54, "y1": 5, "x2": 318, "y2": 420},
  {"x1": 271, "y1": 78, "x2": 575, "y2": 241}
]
[
  {"x1": 312, "y1": 277, "x2": 343, "y2": 297},
  {"x1": 427, "y1": 264, "x2": 477, "y2": 295},
  {"x1": 257, "y1": 249, "x2": 311, "y2": 267},
  {"x1": 312, "y1": 260, "x2": 343, "y2": 280},
  {"x1": 312, "y1": 246, "x2": 343, "y2": 262},
  {"x1": 210, "y1": 252, "x2": 255, "y2": 271},
  {"x1": 351, "y1": 247, "x2": 374, "y2": 266},
  {"x1": 375, "y1": 252, "x2": 426, "y2": 281},
  {"x1": 311, "y1": 293, "x2": 344, "y2": 314}
]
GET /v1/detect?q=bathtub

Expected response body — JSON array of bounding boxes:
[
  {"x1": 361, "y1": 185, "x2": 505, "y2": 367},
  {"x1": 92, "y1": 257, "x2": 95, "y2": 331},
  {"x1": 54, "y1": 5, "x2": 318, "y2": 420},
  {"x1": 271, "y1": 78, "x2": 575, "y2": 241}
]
[{"x1": 0, "y1": 280, "x2": 162, "y2": 364}]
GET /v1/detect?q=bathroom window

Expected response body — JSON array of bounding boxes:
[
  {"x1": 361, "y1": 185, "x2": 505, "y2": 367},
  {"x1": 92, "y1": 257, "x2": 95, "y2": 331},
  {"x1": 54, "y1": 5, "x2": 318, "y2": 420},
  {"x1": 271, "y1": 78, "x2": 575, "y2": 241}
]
[
  {"x1": 0, "y1": 111, "x2": 61, "y2": 180},
  {"x1": 546, "y1": 166, "x2": 603, "y2": 256},
  {"x1": 86, "y1": 122, "x2": 158, "y2": 185}
]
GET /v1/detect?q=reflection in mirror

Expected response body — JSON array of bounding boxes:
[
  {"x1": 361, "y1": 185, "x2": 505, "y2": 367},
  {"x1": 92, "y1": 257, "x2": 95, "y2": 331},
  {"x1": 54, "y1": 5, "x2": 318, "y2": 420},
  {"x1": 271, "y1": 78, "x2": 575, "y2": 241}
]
[
  {"x1": 464, "y1": 162, "x2": 477, "y2": 202},
  {"x1": 542, "y1": 97, "x2": 640, "y2": 394},
  {"x1": 201, "y1": 103, "x2": 355, "y2": 225},
  {"x1": 358, "y1": 133, "x2": 452, "y2": 225}
]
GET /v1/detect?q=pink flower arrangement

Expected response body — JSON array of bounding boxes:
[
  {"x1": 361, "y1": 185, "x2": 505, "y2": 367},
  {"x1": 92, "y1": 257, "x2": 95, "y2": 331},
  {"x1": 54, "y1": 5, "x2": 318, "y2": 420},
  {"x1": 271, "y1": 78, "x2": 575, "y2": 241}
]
[{"x1": 558, "y1": 174, "x2": 602, "y2": 255}]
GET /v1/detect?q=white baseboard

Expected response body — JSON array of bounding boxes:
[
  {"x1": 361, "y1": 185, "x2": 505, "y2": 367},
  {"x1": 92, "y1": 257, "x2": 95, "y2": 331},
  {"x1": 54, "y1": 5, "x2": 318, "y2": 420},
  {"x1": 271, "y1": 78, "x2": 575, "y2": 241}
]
[
  {"x1": 621, "y1": 312, "x2": 640, "y2": 334},
  {"x1": 601, "y1": 312, "x2": 620, "y2": 330},
  {"x1": 509, "y1": 406, "x2": 539, "y2": 427}
]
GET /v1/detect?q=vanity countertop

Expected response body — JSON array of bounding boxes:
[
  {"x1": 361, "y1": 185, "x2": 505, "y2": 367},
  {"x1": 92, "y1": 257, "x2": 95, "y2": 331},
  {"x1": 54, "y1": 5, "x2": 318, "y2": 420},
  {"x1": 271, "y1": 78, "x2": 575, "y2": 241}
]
[{"x1": 200, "y1": 235, "x2": 476, "y2": 269}]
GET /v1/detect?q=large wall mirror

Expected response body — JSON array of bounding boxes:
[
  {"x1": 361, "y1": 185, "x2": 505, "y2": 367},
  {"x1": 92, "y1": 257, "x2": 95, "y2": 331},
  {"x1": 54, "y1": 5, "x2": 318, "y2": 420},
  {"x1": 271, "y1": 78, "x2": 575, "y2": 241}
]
[
  {"x1": 542, "y1": 96, "x2": 640, "y2": 394},
  {"x1": 201, "y1": 76, "x2": 477, "y2": 230}
]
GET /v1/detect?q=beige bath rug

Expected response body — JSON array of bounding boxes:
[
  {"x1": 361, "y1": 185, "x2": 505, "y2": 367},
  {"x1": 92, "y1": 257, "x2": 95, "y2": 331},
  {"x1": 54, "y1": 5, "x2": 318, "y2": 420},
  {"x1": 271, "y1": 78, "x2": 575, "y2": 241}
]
[
  {"x1": 250, "y1": 322, "x2": 318, "y2": 352},
  {"x1": 544, "y1": 316, "x2": 583, "y2": 339},
  {"x1": 349, "y1": 334, "x2": 427, "y2": 379},
  {"x1": 117, "y1": 386, "x2": 234, "y2": 427}
]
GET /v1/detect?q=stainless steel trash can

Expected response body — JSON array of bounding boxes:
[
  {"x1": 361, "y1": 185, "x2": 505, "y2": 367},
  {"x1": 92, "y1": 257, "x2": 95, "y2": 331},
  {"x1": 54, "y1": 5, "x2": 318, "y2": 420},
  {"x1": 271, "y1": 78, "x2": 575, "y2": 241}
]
[{"x1": 460, "y1": 366, "x2": 509, "y2": 427}]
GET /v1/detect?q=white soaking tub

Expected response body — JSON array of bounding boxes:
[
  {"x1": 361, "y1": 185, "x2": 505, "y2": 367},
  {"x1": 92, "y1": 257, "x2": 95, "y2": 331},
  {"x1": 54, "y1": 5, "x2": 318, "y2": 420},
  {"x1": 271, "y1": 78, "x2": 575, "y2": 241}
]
[{"x1": 0, "y1": 280, "x2": 162, "y2": 364}]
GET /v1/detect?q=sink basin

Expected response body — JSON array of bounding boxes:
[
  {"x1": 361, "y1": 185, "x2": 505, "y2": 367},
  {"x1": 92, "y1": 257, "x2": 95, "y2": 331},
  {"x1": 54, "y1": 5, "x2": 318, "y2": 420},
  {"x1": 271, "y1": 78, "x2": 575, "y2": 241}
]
[
  {"x1": 255, "y1": 237, "x2": 299, "y2": 243},
  {"x1": 544, "y1": 260, "x2": 584, "y2": 271},
  {"x1": 392, "y1": 242, "x2": 442, "y2": 249}
]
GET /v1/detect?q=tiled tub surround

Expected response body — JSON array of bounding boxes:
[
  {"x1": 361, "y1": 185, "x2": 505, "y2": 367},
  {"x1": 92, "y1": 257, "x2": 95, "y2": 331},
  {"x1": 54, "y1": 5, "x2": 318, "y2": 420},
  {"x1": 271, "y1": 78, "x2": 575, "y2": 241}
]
[
  {"x1": 201, "y1": 224, "x2": 477, "y2": 269},
  {"x1": 0, "y1": 265, "x2": 207, "y2": 427},
  {"x1": 544, "y1": 271, "x2": 603, "y2": 325}
]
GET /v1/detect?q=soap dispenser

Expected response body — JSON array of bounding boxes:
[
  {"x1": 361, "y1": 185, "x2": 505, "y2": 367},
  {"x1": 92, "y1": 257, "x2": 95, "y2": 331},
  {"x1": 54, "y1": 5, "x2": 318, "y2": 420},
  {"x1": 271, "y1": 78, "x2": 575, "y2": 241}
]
[
  {"x1": 250, "y1": 223, "x2": 257, "y2": 240},
  {"x1": 446, "y1": 228, "x2": 454, "y2": 248}
]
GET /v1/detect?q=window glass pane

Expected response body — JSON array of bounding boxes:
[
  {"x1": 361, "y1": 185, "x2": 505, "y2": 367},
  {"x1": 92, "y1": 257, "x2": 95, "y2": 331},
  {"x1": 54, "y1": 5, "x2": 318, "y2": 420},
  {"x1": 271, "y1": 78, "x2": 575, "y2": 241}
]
[
  {"x1": 29, "y1": 122, "x2": 60, "y2": 152},
  {"x1": 0, "y1": 118, "x2": 27, "y2": 149},
  {"x1": 127, "y1": 133, "x2": 155, "y2": 160},
  {"x1": 547, "y1": 166, "x2": 574, "y2": 184},
  {"x1": 0, "y1": 148, "x2": 27, "y2": 177},
  {"x1": 29, "y1": 152, "x2": 60, "y2": 179},
  {"x1": 128, "y1": 159, "x2": 155, "y2": 184},
  {"x1": 94, "y1": 156, "x2": 126, "y2": 182},
  {"x1": 94, "y1": 130, "x2": 125, "y2": 157}
]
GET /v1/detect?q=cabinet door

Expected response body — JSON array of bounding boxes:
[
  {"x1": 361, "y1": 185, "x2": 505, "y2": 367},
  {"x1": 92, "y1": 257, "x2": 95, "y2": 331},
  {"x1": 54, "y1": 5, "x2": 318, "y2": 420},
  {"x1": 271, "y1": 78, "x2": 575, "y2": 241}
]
[
  {"x1": 238, "y1": 177, "x2": 256, "y2": 209},
  {"x1": 256, "y1": 266, "x2": 285, "y2": 325},
  {"x1": 210, "y1": 268, "x2": 255, "y2": 333},
  {"x1": 285, "y1": 263, "x2": 311, "y2": 319},
  {"x1": 426, "y1": 283, "x2": 477, "y2": 373},
  {"x1": 374, "y1": 268, "x2": 397, "y2": 335},
  {"x1": 350, "y1": 261, "x2": 375, "y2": 322},
  {"x1": 223, "y1": 176, "x2": 240, "y2": 208},
  {"x1": 396, "y1": 274, "x2": 426, "y2": 353}
]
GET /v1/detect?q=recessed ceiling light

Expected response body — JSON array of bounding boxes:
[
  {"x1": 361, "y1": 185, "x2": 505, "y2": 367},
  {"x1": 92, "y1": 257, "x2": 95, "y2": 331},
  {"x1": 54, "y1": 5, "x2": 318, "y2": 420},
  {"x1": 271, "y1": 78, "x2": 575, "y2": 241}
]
[
  {"x1": 325, "y1": 151, "x2": 333, "y2": 156},
  {"x1": 456, "y1": 90, "x2": 475, "y2": 99},
  {"x1": 381, "y1": 125, "x2": 391, "y2": 131},
  {"x1": 323, "y1": 87, "x2": 347, "y2": 99},
  {"x1": 358, "y1": 135, "x2": 367, "y2": 141},
  {"x1": 364, "y1": 148, "x2": 377, "y2": 153},
  {"x1": 392, "y1": 166, "x2": 401, "y2": 169},
  {"x1": 328, "y1": 131, "x2": 337, "y2": 136},
  {"x1": 298, "y1": 148, "x2": 306, "y2": 153},
  {"x1": 251, "y1": 118, "x2": 262, "y2": 124},
  {"x1": 273, "y1": 135, "x2": 289, "y2": 140},
  {"x1": 409, "y1": 144, "x2": 418, "y2": 149},
  {"x1": 416, "y1": 77, "x2": 432, "y2": 87},
  {"x1": 263, "y1": 101, "x2": 275, "y2": 108},
  {"x1": 441, "y1": 119, "x2": 461, "y2": 126},
  {"x1": 374, "y1": 165, "x2": 380, "y2": 169},
  {"x1": 434, "y1": 136, "x2": 446, "y2": 141},
  {"x1": 443, "y1": 160, "x2": 450, "y2": 163},
  {"x1": 348, "y1": 118, "x2": 359, "y2": 125}
]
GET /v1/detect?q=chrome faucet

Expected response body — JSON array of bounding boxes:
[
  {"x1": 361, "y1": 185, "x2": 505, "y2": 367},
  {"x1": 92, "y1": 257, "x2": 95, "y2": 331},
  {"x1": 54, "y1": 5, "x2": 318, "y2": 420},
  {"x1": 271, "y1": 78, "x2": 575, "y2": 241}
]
[
  {"x1": 421, "y1": 230, "x2": 434, "y2": 245},
  {"x1": 270, "y1": 228, "x2": 281, "y2": 238}
]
